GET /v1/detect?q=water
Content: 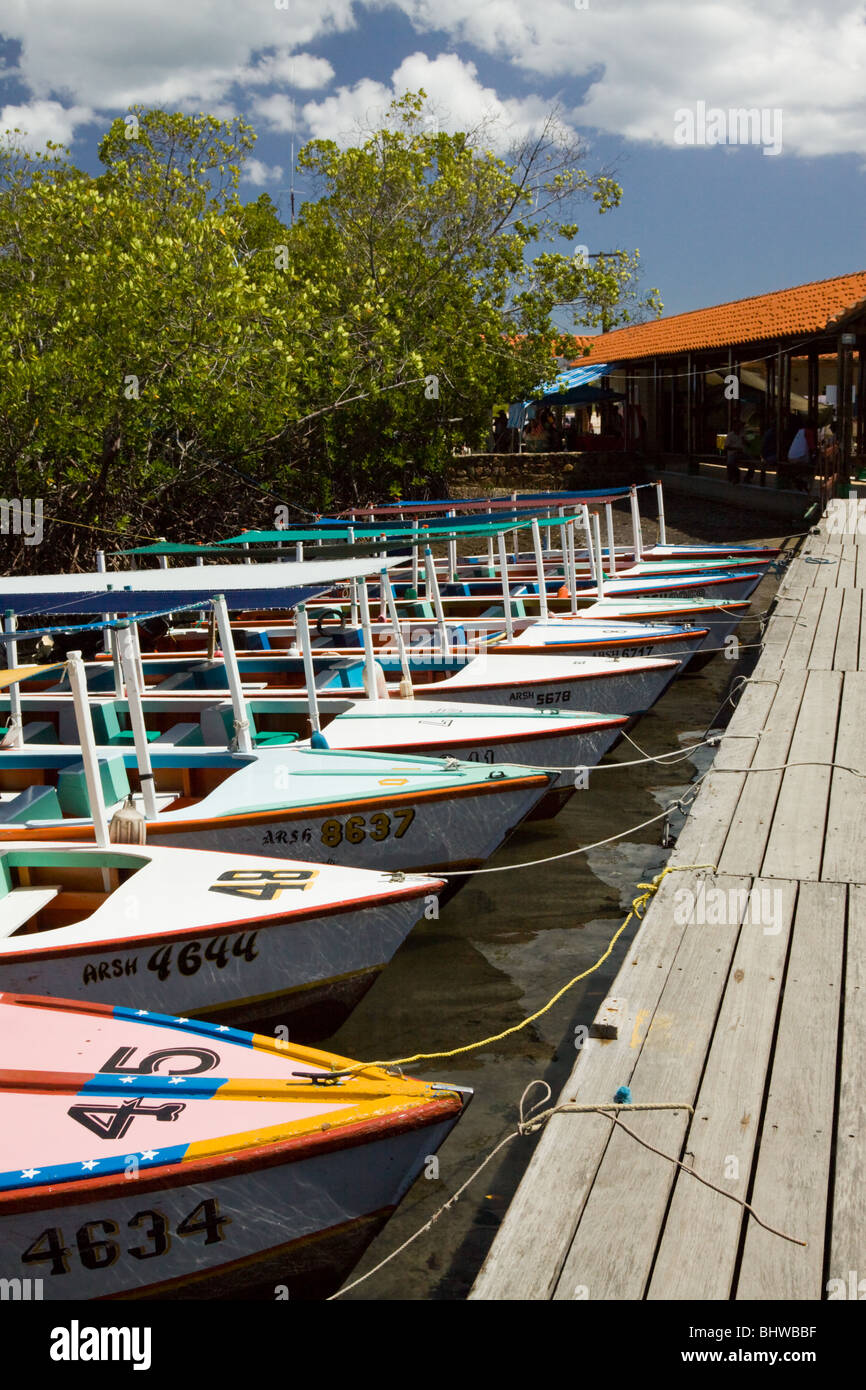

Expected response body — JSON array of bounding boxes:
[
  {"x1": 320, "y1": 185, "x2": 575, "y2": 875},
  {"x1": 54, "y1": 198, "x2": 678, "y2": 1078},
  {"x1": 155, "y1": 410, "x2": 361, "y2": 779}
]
[{"x1": 319, "y1": 509, "x2": 789, "y2": 1301}]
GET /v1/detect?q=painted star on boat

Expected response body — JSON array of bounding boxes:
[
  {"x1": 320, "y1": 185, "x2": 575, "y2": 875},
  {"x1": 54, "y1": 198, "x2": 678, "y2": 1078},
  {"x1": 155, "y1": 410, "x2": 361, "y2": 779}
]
[
  {"x1": 20, "y1": 1168, "x2": 40, "y2": 1179},
  {"x1": 81, "y1": 1160, "x2": 99, "y2": 1171},
  {"x1": 140, "y1": 1150, "x2": 159, "y2": 1161}
]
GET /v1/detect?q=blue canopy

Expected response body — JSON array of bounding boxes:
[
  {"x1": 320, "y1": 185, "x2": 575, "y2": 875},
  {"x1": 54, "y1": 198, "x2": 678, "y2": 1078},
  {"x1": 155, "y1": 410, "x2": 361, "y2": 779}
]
[{"x1": 507, "y1": 363, "x2": 619, "y2": 429}]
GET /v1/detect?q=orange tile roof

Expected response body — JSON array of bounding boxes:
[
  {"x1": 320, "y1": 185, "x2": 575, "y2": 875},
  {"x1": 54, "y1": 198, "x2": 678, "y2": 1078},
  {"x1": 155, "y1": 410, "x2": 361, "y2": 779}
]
[{"x1": 572, "y1": 271, "x2": 866, "y2": 366}]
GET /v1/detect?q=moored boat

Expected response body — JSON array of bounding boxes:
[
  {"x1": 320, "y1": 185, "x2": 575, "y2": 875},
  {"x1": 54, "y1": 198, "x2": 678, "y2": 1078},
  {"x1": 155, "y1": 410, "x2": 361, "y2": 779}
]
[
  {"x1": 0, "y1": 843, "x2": 444, "y2": 1036},
  {"x1": 0, "y1": 992, "x2": 471, "y2": 1298},
  {"x1": 0, "y1": 744, "x2": 555, "y2": 877}
]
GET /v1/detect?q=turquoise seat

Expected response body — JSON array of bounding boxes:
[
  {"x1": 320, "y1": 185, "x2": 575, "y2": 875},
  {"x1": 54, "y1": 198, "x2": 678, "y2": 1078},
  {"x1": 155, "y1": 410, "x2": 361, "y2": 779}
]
[
  {"x1": 0, "y1": 785, "x2": 63, "y2": 823},
  {"x1": 57, "y1": 756, "x2": 130, "y2": 817}
]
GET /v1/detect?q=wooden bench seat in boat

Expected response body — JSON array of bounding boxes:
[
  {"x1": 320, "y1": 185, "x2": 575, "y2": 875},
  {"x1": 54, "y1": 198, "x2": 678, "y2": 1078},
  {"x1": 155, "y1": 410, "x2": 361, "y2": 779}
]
[{"x1": 0, "y1": 885, "x2": 61, "y2": 938}]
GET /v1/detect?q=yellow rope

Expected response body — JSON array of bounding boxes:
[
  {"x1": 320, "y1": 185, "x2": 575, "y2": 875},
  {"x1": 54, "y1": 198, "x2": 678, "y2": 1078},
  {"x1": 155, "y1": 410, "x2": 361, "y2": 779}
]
[{"x1": 333, "y1": 862, "x2": 717, "y2": 1078}]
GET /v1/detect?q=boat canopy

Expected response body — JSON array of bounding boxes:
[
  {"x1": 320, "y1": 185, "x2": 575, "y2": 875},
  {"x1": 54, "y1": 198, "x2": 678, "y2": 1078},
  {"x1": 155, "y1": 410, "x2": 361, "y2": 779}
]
[
  {"x1": 0, "y1": 556, "x2": 389, "y2": 617},
  {"x1": 338, "y1": 484, "x2": 649, "y2": 516},
  {"x1": 115, "y1": 513, "x2": 593, "y2": 559}
]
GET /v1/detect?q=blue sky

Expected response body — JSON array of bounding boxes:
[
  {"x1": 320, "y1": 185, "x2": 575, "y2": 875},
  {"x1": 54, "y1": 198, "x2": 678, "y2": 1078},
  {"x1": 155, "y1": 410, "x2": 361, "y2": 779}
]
[{"x1": 2, "y1": 0, "x2": 864, "y2": 326}]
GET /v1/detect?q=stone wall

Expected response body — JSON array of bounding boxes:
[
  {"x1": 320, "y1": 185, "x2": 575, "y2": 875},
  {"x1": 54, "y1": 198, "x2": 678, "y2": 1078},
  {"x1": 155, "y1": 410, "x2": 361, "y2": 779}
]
[{"x1": 447, "y1": 450, "x2": 645, "y2": 494}]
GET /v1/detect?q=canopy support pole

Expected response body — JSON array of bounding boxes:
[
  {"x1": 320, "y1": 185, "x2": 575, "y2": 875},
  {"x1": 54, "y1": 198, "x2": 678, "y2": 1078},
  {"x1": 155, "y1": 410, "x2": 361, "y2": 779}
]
[
  {"x1": 295, "y1": 604, "x2": 322, "y2": 738},
  {"x1": 348, "y1": 527, "x2": 359, "y2": 628},
  {"x1": 581, "y1": 505, "x2": 597, "y2": 582},
  {"x1": 497, "y1": 532, "x2": 514, "y2": 641},
  {"x1": 655, "y1": 480, "x2": 667, "y2": 547},
  {"x1": 486, "y1": 509, "x2": 495, "y2": 576},
  {"x1": 531, "y1": 519, "x2": 549, "y2": 621},
  {"x1": 2, "y1": 611, "x2": 23, "y2": 748},
  {"x1": 630, "y1": 486, "x2": 644, "y2": 562},
  {"x1": 592, "y1": 512, "x2": 606, "y2": 600},
  {"x1": 411, "y1": 521, "x2": 420, "y2": 591},
  {"x1": 358, "y1": 581, "x2": 385, "y2": 701},
  {"x1": 117, "y1": 623, "x2": 158, "y2": 820},
  {"x1": 425, "y1": 547, "x2": 451, "y2": 657},
  {"x1": 382, "y1": 568, "x2": 414, "y2": 698},
  {"x1": 67, "y1": 651, "x2": 110, "y2": 848},
  {"x1": 213, "y1": 594, "x2": 254, "y2": 753},
  {"x1": 96, "y1": 551, "x2": 111, "y2": 654},
  {"x1": 566, "y1": 520, "x2": 579, "y2": 615},
  {"x1": 447, "y1": 510, "x2": 457, "y2": 579},
  {"x1": 605, "y1": 502, "x2": 617, "y2": 576}
]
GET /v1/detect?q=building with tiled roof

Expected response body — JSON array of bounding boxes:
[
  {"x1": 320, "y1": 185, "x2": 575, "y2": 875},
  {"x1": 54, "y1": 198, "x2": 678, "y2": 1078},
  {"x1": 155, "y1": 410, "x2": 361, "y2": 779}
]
[
  {"x1": 573, "y1": 272, "x2": 866, "y2": 367},
  {"x1": 569, "y1": 271, "x2": 866, "y2": 481}
]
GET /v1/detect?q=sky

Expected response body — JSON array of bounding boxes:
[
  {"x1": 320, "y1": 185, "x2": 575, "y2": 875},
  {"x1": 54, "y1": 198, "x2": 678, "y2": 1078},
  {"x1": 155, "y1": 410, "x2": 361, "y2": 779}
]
[{"x1": 1, "y1": 0, "x2": 865, "y2": 329}]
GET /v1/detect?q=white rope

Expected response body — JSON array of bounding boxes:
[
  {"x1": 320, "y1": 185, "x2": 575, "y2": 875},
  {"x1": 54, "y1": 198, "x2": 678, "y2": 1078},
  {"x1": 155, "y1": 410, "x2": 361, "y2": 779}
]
[
  {"x1": 327, "y1": 1073, "x2": 803, "y2": 1298},
  {"x1": 442, "y1": 774, "x2": 711, "y2": 877}
]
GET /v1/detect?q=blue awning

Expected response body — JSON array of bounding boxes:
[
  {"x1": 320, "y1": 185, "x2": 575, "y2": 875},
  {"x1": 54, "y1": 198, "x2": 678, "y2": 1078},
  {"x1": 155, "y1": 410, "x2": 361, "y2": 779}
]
[{"x1": 508, "y1": 363, "x2": 618, "y2": 429}]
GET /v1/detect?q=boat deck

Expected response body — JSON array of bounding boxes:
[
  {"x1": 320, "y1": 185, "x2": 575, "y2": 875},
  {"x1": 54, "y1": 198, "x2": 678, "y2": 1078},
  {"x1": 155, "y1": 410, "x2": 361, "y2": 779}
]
[{"x1": 470, "y1": 498, "x2": 866, "y2": 1301}]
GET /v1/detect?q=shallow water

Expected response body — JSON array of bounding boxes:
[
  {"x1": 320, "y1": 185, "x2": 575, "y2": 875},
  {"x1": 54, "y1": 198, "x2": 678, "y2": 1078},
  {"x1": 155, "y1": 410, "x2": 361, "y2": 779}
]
[{"x1": 317, "y1": 508, "x2": 790, "y2": 1302}]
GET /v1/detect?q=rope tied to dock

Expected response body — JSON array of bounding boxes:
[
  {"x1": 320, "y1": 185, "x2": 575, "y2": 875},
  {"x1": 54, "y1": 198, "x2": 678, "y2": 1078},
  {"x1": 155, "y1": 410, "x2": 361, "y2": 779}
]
[
  {"x1": 323, "y1": 863, "x2": 716, "y2": 1080},
  {"x1": 328, "y1": 1070, "x2": 804, "y2": 1299}
]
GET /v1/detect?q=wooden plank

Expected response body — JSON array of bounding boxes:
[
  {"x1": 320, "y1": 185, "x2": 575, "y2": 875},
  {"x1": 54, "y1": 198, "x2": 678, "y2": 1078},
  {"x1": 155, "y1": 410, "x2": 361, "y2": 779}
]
[
  {"x1": 551, "y1": 875, "x2": 746, "y2": 1301},
  {"x1": 834, "y1": 546, "x2": 857, "y2": 589},
  {"x1": 777, "y1": 580, "x2": 808, "y2": 602},
  {"x1": 782, "y1": 589, "x2": 823, "y2": 668},
  {"x1": 648, "y1": 879, "x2": 797, "y2": 1300},
  {"x1": 469, "y1": 869, "x2": 713, "y2": 1300},
  {"x1": 736, "y1": 881, "x2": 846, "y2": 1299},
  {"x1": 760, "y1": 669, "x2": 842, "y2": 881},
  {"x1": 760, "y1": 595, "x2": 804, "y2": 676},
  {"x1": 813, "y1": 554, "x2": 844, "y2": 589},
  {"x1": 671, "y1": 679, "x2": 778, "y2": 868},
  {"x1": 833, "y1": 588, "x2": 861, "y2": 671},
  {"x1": 716, "y1": 669, "x2": 806, "y2": 877},
  {"x1": 808, "y1": 586, "x2": 843, "y2": 669},
  {"x1": 822, "y1": 671, "x2": 866, "y2": 883},
  {"x1": 828, "y1": 884, "x2": 866, "y2": 1293}
]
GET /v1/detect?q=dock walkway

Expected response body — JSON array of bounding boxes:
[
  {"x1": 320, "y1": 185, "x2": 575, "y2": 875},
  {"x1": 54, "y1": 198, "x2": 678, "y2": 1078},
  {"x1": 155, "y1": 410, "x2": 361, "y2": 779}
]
[{"x1": 470, "y1": 498, "x2": 866, "y2": 1301}]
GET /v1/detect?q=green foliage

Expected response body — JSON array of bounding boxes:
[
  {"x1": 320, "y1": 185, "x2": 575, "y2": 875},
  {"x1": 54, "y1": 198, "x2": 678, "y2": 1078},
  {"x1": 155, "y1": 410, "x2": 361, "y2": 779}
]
[{"x1": 0, "y1": 96, "x2": 659, "y2": 567}]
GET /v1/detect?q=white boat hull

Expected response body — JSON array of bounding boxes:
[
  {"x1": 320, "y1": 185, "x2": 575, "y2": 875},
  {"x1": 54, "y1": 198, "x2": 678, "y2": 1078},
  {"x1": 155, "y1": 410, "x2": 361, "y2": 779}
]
[
  {"x1": 151, "y1": 779, "x2": 549, "y2": 876},
  {"x1": 0, "y1": 892, "x2": 433, "y2": 1036}
]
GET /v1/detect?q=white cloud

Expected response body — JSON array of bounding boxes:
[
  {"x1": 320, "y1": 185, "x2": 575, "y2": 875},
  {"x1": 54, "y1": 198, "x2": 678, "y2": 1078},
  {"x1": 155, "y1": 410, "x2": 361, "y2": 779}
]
[
  {"x1": 0, "y1": 99, "x2": 94, "y2": 151},
  {"x1": 242, "y1": 157, "x2": 285, "y2": 186},
  {"x1": 241, "y1": 50, "x2": 335, "y2": 91},
  {"x1": 2, "y1": 0, "x2": 863, "y2": 163},
  {"x1": 302, "y1": 51, "x2": 566, "y2": 148},
  {"x1": 367, "y1": 0, "x2": 866, "y2": 159},
  {"x1": 252, "y1": 93, "x2": 299, "y2": 133},
  {"x1": 0, "y1": 0, "x2": 353, "y2": 111}
]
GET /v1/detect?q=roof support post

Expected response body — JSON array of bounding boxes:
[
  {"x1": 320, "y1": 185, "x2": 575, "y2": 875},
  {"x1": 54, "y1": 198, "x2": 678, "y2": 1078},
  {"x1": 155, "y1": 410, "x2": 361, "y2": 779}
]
[{"x1": 775, "y1": 343, "x2": 784, "y2": 491}]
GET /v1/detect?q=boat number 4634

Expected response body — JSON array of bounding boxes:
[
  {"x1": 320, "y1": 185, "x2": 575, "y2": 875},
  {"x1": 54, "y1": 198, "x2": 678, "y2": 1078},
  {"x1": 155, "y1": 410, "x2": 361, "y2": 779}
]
[{"x1": 21, "y1": 1199, "x2": 229, "y2": 1277}]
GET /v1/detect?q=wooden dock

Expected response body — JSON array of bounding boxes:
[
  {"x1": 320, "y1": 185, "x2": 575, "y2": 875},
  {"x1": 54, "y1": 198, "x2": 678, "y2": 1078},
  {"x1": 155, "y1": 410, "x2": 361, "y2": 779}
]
[{"x1": 470, "y1": 499, "x2": 866, "y2": 1301}]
